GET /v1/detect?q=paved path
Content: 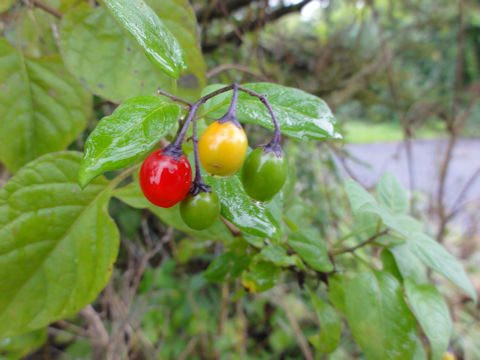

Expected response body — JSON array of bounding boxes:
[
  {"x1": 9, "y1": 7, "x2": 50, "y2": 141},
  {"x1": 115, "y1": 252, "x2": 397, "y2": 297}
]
[{"x1": 342, "y1": 138, "x2": 480, "y2": 222}]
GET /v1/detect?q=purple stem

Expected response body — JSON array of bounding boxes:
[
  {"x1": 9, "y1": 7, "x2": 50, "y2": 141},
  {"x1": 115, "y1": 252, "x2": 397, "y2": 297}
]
[{"x1": 160, "y1": 82, "x2": 283, "y2": 162}]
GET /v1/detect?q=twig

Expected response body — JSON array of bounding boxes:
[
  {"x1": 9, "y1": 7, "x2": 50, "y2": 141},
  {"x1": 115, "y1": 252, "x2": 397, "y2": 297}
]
[
  {"x1": 278, "y1": 295, "x2": 314, "y2": 360},
  {"x1": 447, "y1": 167, "x2": 480, "y2": 220},
  {"x1": 157, "y1": 87, "x2": 193, "y2": 107},
  {"x1": 436, "y1": 0, "x2": 469, "y2": 243},
  {"x1": 330, "y1": 229, "x2": 388, "y2": 256},
  {"x1": 220, "y1": 216, "x2": 242, "y2": 237},
  {"x1": 207, "y1": 64, "x2": 270, "y2": 81},
  {"x1": 178, "y1": 336, "x2": 199, "y2": 360},
  {"x1": 30, "y1": 0, "x2": 63, "y2": 19},
  {"x1": 80, "y1": 305, "x2": 109, "y2": 348},
  {"x1": 217, "y1": 283, "x2": 229, "y2": 335}
]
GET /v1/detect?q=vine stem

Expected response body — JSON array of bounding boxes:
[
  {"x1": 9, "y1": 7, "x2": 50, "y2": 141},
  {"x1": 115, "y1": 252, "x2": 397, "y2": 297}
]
[
  {"x1": 160, "y1": 83, "x2": 282, "y2": 152},
  {"x1": 192, "y1": 109, "x2": 203, "y2": 184},
  {"x1": 30, "y1": 0, "x2": 63, "y2": 19},
  {"x1": 330, "y1": 229, "x2": 388, "y2": 256}
]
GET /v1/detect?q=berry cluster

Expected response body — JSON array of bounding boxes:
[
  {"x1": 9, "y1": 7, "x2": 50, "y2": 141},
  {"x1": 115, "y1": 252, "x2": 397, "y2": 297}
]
[{"x1": 139, "y1": 84, "x2": 287, "y2": 230}]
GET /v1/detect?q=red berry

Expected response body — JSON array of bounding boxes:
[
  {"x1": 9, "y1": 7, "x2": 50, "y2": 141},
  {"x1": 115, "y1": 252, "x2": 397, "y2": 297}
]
[{"x1": 139, "y1": 149, "x2": 192, "y2": 208}]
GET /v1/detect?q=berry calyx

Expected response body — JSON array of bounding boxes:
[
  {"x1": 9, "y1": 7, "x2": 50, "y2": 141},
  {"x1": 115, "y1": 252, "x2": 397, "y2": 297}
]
[
  {"x1": 180, "y1": 187, "x2": 220, "y2": 230},
  {"x1": 241, "y1": 146, "x2": 287, "y2": 202},
  {"x1": 139, "y1": 147, "x2": 192, "y2": 208},
  {"x1": 198, "y1": 120, "x2": 248, "y2": 176}
]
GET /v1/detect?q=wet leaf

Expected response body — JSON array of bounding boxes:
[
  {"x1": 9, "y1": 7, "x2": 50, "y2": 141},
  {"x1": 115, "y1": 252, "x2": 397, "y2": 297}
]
[
  {"x1": 200, "y1": 83, "x2": 341, "y2": 140},
  {"x1": 287, "y1": 228, "x2": 333, "y2": 272},
  {"x1": 345, "y1": 271, "x2": 417, "y2": 360},
  {"x1": 0, "y1": 152, "x2": 118, "y2": 337},
  {"x1": 102, "y1": 0, "x2": 185, "y2": 78},
  {"x1": 60, "y1": 2, "x2": 205, "y2": 102},
  {"x1": 0, "y1": 39, "x2": 91, "y2": 172},
  {"x1": 204, "y1": 174, "x2": 280, "y2": 239},
  {"x1": 78, "y1": 96, "x2": 180, "y2": 187}
]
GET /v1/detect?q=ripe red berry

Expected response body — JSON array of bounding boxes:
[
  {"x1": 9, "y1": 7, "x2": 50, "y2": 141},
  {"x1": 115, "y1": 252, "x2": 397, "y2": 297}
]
[{"x1": 139, "y1": 149, "x2": 192, "y2": 208}]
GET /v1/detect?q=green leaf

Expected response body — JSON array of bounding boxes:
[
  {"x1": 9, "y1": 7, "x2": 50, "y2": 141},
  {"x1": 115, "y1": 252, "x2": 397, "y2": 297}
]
[
  {"x1": 0, "y1": 38, "x2": 91, "y2": 172},
  {"x1": 241, "y1": 261, "x2": 281, "y2": 293},
  {"x1": 308, "y1": 289, "x2": 341, "y2": 354},
  {"x1": 0, "y1": 152, "x2": 118, "y2": 337},
  {"x1": 328, "y1": 274, "x2": 347, "y2": 313},
  {"x1": 60, "y1": 3, "x2": 205, "y2": 103},
  {"x1": 376, "y1": 172, "x2": 408, "y2": 215},
  {"x1": 101, "y1": 0, "x2": 185, "y2": 78},
  {"x1": 114, "y1": 182, "x2": 233, "y2": 241},
  {"x1": 390, "y1": 244, "x2": 428, "y2": 284},
  {"x1": 255, "y1": 245, "x2": 300, "y2": 268},
  {"x1": 78, "y1": 96, "x2": 180, "y2": 187},
  {"x1": 406, "y1": 232, "x2": 477, "y2": 302},
  {"x1": 200, "y1": 83, "x2": 342, "y2": 140},
  {"x1": 405, "y1": 279, "x2": 452, "y2": 360},
  {"x1": 204, "y1": 174, "x2": 280, "y2": 239},
  {"x1": 345, "y1": 179, "x2": 405, "y2": 236},
  {"x1": 381, "y1": 249, "x2": 403, "y2": 282},
  {"x1": 0, "y1": 328, "x2": 46, "y2": 360},
  {"x1": 345, "y1": 271, "x2": 418, "y2": 360},
  {"x1": 287, "y1": 228, "x2": 333, "y2": 272},
  {"x1": 203, "y1": 252, "x2": 251, "y2": 282}
]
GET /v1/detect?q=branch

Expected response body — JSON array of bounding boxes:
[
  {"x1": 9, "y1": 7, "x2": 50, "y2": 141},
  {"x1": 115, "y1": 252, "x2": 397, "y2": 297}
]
[
  {"x1": 277, "y1": 295, "x2": 314, "y2": 360},
  {"x1": 202, "y1": 0, "x2": 312, "y2": 52},
  {"x1": 330, "y1": 229, "x2": 389, "y2": 256},
  {"x1": 196, "y1": 0, "x2": 255, "y2": 22},
  {"x1": 30, "y1": 0, "x2": 63, "y2": 19},
  {"x1": 207, "y1": 63, "x2": 271, "y2": 81}
]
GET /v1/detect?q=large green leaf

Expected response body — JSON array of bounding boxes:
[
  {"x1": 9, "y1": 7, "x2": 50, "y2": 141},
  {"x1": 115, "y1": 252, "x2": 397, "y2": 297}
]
[
  {"x1": 407, "y1": 232, "x2": 477, "y2": 302},
  {"x1": 204, "y1": 174, "x2": 280, "y2": 239},
  {"x1": 78, "y1": 96, "x2": 180, "y2": 187},
  {"x1": 102, "y1": 0, "x2": 185, "y2": 78},
  {"x1": 308, "y1": 289, "x2": 341, "y2": 354},
  {"x1": 60, "y1": 2, "x2": 205, "y2": 103},
  {"x1": 376, "y1": 172, "x2": 408, "y2": 215},
  {"x1": 0, "y1": 38, "x2": 91, "y2": 172},
  {"x1": 405, "y1": 279, "x2": 452, "y2": 360},
  {"x1": 200, "y1": 83, "x2": 342, "y2": 140},
  {"x1": 287, "y1": 228, "x2": 333, "y2": 272},
  {"x1": 345, "y1": 271, "x2": 417, "y2": 360},
  {"x1": 0, "y1": 152, "x2": 118, "y2": 337},
  {"x1": 114, "y1": 182, "x2": 233, "y2": 241}
]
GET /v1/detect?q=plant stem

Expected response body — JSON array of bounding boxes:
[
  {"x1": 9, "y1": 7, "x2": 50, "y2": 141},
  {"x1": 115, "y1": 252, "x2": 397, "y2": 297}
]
[
  {"x1": 189, "y1": 115, "x2": 211, "y2": 194},
  {"x1": 30, "y1": 0, "x2": 63, "y2": 19},
  {"x1": 158, "y1": 83, "x2": 282, "y2": 151},
  {"x1": 237, "y1": 86, "x2": 282, "y2": 150},
  {"x1": 218, "y1": 83, "x2": 239, "y2": 124},
  {"x1": 157, "y1": 87, "x2": 193, "y2": 107},
  {"x1": 330, "y1": 229, "x2": 388, "y2": 256}
]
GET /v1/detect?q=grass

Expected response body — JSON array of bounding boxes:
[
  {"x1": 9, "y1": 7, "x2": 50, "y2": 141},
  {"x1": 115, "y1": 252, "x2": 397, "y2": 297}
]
[{"x1": 342, "y1": 121, "x2": 444, "y2": 144}]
